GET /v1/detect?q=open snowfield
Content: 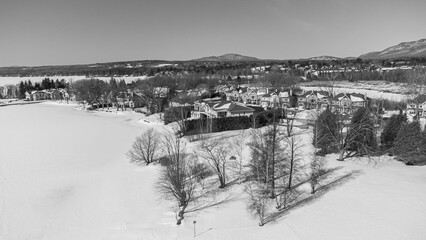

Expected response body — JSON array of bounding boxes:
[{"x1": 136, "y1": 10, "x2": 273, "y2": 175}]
[
  {"x1": 300, "y1": 86, "x2": 407, "y2": 101},
  {"x1": 1, "y1": 103, "x2": 426, "y2": 240}
]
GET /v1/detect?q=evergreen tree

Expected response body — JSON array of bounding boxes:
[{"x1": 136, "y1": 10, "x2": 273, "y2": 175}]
[
  {"x1": 380, "y1": 114, "x2": 407, "y2": 149},
  {"x1": 392, "y1": 121, "x2": 422, "y2": 156},
  {"x1": 313, "y1": 109, "x2": 340, "y2": 154},
  {"x1": 348, "y1": 107, "x2": 377, "y2": 154},
  {"x1": 18, "y1": 81, "x2": 26, "y2": 99},
  {"x1": 28, "y1": 80, "x2": 33, "y2": 91},
  {"x1": 34, "y1": 82, "x2": 41, "y2": 90},
  {"x1": 55, "y1": 79, "x2": 60, "y2": 88}
]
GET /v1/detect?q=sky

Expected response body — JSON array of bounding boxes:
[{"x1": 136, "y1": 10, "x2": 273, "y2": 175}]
[{"x1": 1, "y1": 0, "x2": 426, "y2": 67}]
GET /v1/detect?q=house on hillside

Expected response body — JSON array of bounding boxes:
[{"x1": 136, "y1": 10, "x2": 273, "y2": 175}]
[
  {"x1": 211, "y1": 101, "x2": 255, "y2": 118},
  {"x1": 50, "y1": 89, "x2": 62, "y2": 100},
  {"x1": 331, "y1": 93, "x2": 369, "y2": 113},
  {"x1": 31, "y1": 90, "x2": 51, "y2": 101},
  {"x1": 25, "y1": 91, "x2": 32, "y2": 101},
  {"x1": 406, "y1": 94, "x2": 426, "y2": 118},
  {"x1": 269, "y1": 91, "x2": 280, "y2": 108},
  {"x1": 193, "y1": 100, "x2": 254, "y2": 118},
  {"x1": 297, "y1": 90, "x2": 330, "y2": 110},
  {"x1": 260, "y1": 94, "x2": 271, "y2": 108},
  {"x1": 278, "y1": 90, "x2": 292, "y2": 108},
  {"x1": 244, "y1": 89, "x2": 260, "y2": 105}
]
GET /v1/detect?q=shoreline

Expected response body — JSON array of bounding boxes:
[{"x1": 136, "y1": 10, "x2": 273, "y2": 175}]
[{"x1": 0, "y1": 100, "x2": 43, "y2": 107}]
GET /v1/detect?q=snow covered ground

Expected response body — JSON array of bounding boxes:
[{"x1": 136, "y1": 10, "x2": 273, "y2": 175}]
[
  {"x1": 301, "y1": 86, "x2": 407, "y2": 101},
  {"x1": 1, "y1": 103, "x2": 426, "y2": 240}
]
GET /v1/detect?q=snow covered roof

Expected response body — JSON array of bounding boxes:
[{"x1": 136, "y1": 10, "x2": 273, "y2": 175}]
[
  {"x1": 213, "y1": 101, "x2": 232, "y2": 110},
  {"x1": 228, "y1": 103, "x2": 255, "y2": 113},
  {"x1": 279, "y1": 91, "x2": 290, "y2": 97},
  {"x1": 212, "y1": 101, "x2": 254, "y2": 113},
  {"x1": 350, "y1": 93, "x2": 365, "y2": 102},
  {"x1": 409, "y1": 94, "x2": 426, "y2": 104},
  {"x1": 332, "y1": 93, "x2": 366, "y2": 102}
]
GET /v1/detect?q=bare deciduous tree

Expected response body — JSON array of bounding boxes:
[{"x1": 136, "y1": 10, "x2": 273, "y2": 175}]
[
  {"x1": 127, "y1": 128, "x2": 160, "y2": 165},
  {"x1": 309, "y1": 155, "x2": 327, "y2": 194},
  {"x1": 245, "y1": 181, "x2": 270, "y2": 226},
  {"x1": 157, "y1": 132, "x2": 198, "y2": 225},
  {"x1": 230, "y1": 130, "x2": 247, "y2": 184},
  {"x1": 248, "y1": 121, "x2": 286, "y2": 198},
  {"x1": 285, "y1": 134, "x2": 304, "y2": 190},
  {"x1": 198, "y1": 137, "x2": 232, "y2": 188}
]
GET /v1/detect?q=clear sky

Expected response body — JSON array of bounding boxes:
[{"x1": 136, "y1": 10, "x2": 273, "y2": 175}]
[{"x1": 1, "y1": 0, "x2": 426, "y2": 67}]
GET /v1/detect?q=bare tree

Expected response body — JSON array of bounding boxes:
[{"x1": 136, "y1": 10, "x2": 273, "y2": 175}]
[
  {"x1": 272, "y1": 121, "x2": 304, "y2": 209},
  {"x1": 310, "y1": 119, "x2": 329, "y2": 194},
  {"x1": 248, "y1": 128, "x2": 270, "y2": 184},
  {"x1": 309, "y1": 155, "x2": 327, "y2": 194},
  {"x1": 248, "y1": 123, "x2": 285, "y2": 198},
  {"x1": 285, "y1": 134, "x2": 304, "y2": 190},
  {"x1": 245, "y1": 181, "x2": 270, "y2": 226},
  {"x1": 198, "y1": 137, "x2": 232, "y2": 188},
  {"x1": 127, "y1": 128, "x2": 160, "y2": 165},
  {"x1": 156, "y1": 132, "x2": 198, "y2": 225},
  {"x1": 285, "y1": 109, "x2": 298, "y2": 137},
  {"x1": 230, "y1": 130, "x2": 247, "y2": 184}
]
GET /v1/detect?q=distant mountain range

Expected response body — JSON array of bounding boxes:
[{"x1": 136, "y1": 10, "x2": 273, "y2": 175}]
[
  {"x1": 191, "y1": 53, "x2": 259, "y2": 62},
  {"x1": 191, "y1": 39, "x2": 426, "y2": 62},
  {"x1": 306, "y1": 56, "x2": 342, "y2": 61},
  {"x1": 359, "y1": 39, "x2": 426, "y2": 59}
]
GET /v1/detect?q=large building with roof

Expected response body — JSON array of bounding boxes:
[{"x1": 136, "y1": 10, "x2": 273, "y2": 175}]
[{"x1": 193, "y1": 100, "x2": 255, "y2": 119}]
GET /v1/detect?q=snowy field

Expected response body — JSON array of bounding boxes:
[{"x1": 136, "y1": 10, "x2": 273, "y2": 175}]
[
  {"x1": 300, "y1": 86, "x2": 407, "y2": 101},
  {"x1": 1, "y1": 103, "x2": 426, "y2": 240}
]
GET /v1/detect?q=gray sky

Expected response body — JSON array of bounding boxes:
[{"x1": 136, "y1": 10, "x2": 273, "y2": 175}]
[{"x1": 1, "y1": 0, "x2": 426, "y2": 66}]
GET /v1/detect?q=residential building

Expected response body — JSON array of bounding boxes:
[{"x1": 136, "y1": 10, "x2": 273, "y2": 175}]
[
  {"x1": 193, "y1": 100, "x2": 254, "y2": 118},
  {"x1": 406, "y1": 94, "x2": 426, "y2": 118},
  {"x1": 297, "y1": 90, "x2": 330, "y2": 110},
  {"x1": 331, "y1": 93, "x2": 369, "y2": 113}
]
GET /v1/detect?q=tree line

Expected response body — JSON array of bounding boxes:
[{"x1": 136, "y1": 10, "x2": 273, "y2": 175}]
[{"x1": 17, "y1": 78, "x2": 68, "y2": 99}]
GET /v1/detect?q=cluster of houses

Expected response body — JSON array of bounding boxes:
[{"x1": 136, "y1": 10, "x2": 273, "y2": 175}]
[
  {"x1": 21, "y1": 83, "x2": 426, "y2": 120},
  {"x1": 190, "y1": 87, "x2": 371, "y2": 119},
  {"x1": 25, "y1": 89, "x2": 69, "y2": 101}
]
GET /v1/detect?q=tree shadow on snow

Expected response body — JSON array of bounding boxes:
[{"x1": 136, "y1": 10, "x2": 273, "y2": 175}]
[
  {"x1": 263, "y1": 169, "x2": 363, "y2": 225},
  {"x1": 186, "y1": 178, "x2": 244, "y2": 214},
  {"x1": 186, "y1": 192, "x2": 240, "y2": 214}
]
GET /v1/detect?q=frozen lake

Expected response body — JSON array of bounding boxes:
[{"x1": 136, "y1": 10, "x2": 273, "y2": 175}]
[
  {"x1": 1, "y1": 103, "x2": 426, "y2": 240},
  {"x1": 0, "y1": 103, "x2": 170, "y2": 240}
]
